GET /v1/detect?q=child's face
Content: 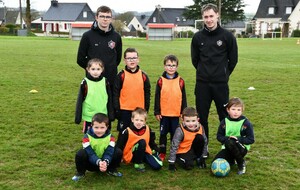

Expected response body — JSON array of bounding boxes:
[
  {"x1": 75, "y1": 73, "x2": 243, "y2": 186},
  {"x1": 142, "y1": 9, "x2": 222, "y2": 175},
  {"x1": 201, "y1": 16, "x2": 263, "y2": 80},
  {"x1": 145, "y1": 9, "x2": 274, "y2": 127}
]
[
  {"x1": 92, "y1": 121, "x2": 108, "y2": 137},
  {"x1": 183, "y1": 116, "x2": 198, "y2": 130},
  {"x1": 87, "y1": 63, "x2": 103, "y2": 78},
  {"x1": 164, "y1": 60, "x2": 178, "y2": 76},
  {"x1": 131, "y1": 114, "x2": 146, "y2": 129},
  {"x1": 124, "y1": 52, "x2": 139, "y2": 72},
  {"x1": 227, "y1": 105, "x2": 243, "y2": 119}
]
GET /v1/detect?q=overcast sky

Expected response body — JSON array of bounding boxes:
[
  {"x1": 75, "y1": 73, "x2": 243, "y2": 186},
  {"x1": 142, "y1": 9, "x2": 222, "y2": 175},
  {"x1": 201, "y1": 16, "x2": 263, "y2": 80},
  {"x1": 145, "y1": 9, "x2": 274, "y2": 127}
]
[{"x1": 2, "y1": 0, "x2": 260, "y2": 13}]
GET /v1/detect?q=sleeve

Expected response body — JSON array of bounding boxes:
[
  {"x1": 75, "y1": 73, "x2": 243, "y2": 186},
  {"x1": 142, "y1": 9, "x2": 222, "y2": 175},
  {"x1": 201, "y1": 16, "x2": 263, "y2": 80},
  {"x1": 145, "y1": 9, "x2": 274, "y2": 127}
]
[
  {"x1": 76, "y1": 33, "x2": 89, "y2": 69},
  {"x1": 191, "y1": 34, "x2": 200, "y2": 70},
  {"x1": 116, "y1": 128, "x2": 129, "y2": 151},
  {"x1": 180, "y1": 78, "x2": 187, "y2": 113},
  {"x1": 201, "y1": 125, "x2": 208, "y2": 157},
  {"x1": 113, "y1": 71, "x2": 123, "y2": 112},
  {"x1": 106, "y1": 79, "x2": 115, "y2": 121},
  {"x1": 143, "y1": 72, "x2": 151, "y2": 112},
  {"x1": 75, "y1": 79, "x2": 86, "y2": 124},
  {"x1": 216, "y1": 120, "x2": 228, "y2": 144},
  {"x1": 227, "y1": 33, "x2": 238, "y2": 74},
  {"x1": 168, "y1": 127, "x2": 184, "y2": 163},
  {"x1": 149, "y1": 128, "x2": 159, "y2": 153},
  {"x1": 238, "y1": 119, "x2": 255, "y2": 145},
  {"x1": 116, "y1": 35, "x2": 122, "y2": 66},
  {"x1": 82, "y1": 134, "x2": 101, "y2": 166},
  {"x1": 102, "y1": 135, "x2": 116, "y2": 164},
  {"x1": 154, "y1": 78, "x2": 162, "y2": 116}
]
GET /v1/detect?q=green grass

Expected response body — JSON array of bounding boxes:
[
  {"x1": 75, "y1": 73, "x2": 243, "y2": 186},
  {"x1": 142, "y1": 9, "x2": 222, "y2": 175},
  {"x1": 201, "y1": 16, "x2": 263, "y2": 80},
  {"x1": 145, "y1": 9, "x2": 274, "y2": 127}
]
[{"x1": 0, "y1": 36, "x2": 299, "y2": 190}]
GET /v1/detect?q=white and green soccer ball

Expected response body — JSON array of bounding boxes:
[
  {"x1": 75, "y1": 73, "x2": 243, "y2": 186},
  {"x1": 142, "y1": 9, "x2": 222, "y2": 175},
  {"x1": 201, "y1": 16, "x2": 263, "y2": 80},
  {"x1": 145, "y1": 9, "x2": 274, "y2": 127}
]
[{"x1": 211, "y1": 158, "x2": 230, "y2": 177}]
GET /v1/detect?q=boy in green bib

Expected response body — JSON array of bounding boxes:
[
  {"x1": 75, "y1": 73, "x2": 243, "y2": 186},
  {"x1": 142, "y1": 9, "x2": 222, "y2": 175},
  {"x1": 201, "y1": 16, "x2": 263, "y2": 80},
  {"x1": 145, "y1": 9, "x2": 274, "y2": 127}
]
[{"x1": 213, "y1": 97, "x2": 255, "y2": 175}]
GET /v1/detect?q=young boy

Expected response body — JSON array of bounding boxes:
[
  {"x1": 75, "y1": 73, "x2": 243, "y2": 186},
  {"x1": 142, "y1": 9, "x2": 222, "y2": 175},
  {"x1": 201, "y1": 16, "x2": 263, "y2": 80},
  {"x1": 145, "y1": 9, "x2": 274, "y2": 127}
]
[
  {"x1": 154, "y1": 54, "x2": 187, "y2": 161},
  {"x1": 213, "y1": 97, "x2": 255, "y2": 175},
  {"x1": 116, "y1": 107, "x2": 162, "y2": 172},
  {"x1": 75, "y1": 58, "x2": 114, "y2": 133},
  {"x1": 113, "y1": 48, "x2": 151, "y2": 135},
  {"x1": 168, "y1": 107, "x2": 208, "y2": 171},
  {"x1": 72, "y1": 113, "x2": 122, "y2": 181}
]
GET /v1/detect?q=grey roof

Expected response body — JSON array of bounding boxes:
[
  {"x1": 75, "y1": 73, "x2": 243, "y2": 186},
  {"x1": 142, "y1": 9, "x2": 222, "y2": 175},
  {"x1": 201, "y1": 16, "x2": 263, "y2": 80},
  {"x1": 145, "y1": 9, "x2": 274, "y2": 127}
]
[
  {"x1": 146, "y1": 8, "x2": 194, "y2": 26},
  {"x1": 0, "y1": 8, "x2": 5, "y2": 20},
  {"x1": 42, "y1": 3, "x2": 94, "y2": 22},
  {"x1": 223, "y1": 20, "x2": 245, "y2": 28},
  {"x1": 5, "y1": 10, "x2": 19, "y2": 24},
  {"x1": 254, "y1": 0, "x2": 300, "y2": 21},
  {"x1": 136, "y1": 15, "x2": 150, "y2": 28}
]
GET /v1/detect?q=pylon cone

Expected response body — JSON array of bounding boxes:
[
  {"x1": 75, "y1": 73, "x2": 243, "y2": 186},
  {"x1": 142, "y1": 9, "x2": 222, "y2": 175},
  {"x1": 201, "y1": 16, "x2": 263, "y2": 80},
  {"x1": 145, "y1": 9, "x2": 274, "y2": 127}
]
[{"x1": 297, "y1": 39, "x2": 300, "y2": 45}]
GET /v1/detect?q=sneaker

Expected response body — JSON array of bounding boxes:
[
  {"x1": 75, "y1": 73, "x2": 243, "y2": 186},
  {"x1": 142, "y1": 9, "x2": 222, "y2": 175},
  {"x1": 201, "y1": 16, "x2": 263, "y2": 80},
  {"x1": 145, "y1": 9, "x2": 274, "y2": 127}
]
[
  {"x1": 72, "y1": 173, "x2": 84, "y2": 181},
  {"x1": 134, "y1": 163, "x2": 145, "y2": 172},
  {"x1": 158, "y1": 153, "x2": 166, "y2": 161},
  {"x1": 107, "y1": 169, "x2": 123, "y2": 177},
  {"x1": 237, "y1": 161, "x2": 246, "y2": 175}
]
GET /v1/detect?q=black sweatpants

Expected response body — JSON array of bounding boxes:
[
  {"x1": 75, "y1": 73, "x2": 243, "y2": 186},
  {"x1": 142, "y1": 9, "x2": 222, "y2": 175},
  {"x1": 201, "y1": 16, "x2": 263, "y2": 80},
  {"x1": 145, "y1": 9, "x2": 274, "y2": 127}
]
[
  {"x1": 195, "y1": 81, "x2": 228, "y2": 142},
  {"x1": 74, "y1": 148, "x2": 122, "y2": 175}
]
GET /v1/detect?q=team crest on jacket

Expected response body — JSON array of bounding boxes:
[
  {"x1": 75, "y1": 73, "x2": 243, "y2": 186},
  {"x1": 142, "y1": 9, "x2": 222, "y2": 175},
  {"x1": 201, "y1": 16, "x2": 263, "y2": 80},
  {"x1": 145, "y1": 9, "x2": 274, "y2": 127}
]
[
  {"x1": 108, "y1": 40, "x2": 116, "y2": 49},
  {"x1": 217, "y1": 40, "x2": 223, "y2": 46}
]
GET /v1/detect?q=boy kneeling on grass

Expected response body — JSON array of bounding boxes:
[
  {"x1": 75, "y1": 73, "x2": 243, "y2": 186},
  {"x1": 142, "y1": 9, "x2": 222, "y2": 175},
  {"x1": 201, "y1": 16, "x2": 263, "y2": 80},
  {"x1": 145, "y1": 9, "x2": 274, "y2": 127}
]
[
  {"x1": 168, "y1": 107, "x2": 208, "y2": 171},
  {"x1": 72, "y1": 113, "x2": 122, "y2": 181}
]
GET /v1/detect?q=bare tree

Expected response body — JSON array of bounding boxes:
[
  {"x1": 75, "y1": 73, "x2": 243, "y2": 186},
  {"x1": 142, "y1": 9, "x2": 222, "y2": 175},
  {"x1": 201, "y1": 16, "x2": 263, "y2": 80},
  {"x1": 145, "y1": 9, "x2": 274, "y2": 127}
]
[{"x1": 26, "y1": 0, "x2": 31, "y2": 34}]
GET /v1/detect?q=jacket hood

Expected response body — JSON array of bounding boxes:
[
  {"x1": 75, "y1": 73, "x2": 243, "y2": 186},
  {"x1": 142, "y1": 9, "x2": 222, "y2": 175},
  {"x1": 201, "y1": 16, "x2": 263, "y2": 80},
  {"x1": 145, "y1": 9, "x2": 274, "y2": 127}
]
[{"x1": 91, "y1": 20, "x2": 115, "y2": 35}]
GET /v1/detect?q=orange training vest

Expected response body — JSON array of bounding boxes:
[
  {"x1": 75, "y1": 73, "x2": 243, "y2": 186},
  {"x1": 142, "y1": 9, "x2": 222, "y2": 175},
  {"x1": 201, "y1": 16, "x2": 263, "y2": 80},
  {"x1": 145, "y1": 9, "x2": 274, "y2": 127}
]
[
  {"x1": 123, "y1": 126, "x2": 152, "y2": 163},
  {"x1": 120, "y1": 69, "x2": 145, "y2": 110},
  {"x1": 177, "y1": 124, "x2": 203, "y2": 154},
  {"x1": 160, "y1": 77, "x2": 182, "y2": 116}
]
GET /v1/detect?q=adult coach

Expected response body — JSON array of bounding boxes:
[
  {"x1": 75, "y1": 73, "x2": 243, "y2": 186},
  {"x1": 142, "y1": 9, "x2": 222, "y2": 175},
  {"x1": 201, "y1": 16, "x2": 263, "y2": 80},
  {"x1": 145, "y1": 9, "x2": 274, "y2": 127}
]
[
  {"x1": 77, "y1": 6, "x2": 122, "y2": 90},
  {"x1": 191, "y1": 3, "x2": 238, "y2": 149}
]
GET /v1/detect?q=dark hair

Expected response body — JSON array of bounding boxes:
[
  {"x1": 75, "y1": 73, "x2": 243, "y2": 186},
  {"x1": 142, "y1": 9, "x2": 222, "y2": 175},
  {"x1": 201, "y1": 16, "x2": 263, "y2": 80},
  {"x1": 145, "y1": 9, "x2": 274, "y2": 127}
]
[
  {"x1": 163, "y1": 54, "x2": 179, "y2": 65},
  {"x1": 96, "y1": 6, "x2": 112, "y2": 17},
  {"x1": 92, "y1": 113, "x2": 109, "y2": 127},
  {"x1": 182, "y1": 107, "x2": 198, "y2": 118},
  {"x1": 227, "y1": 97, "x2": 245, "y2": 110},
  {"x1": 201, "y1": 3, "x2": 218, "y2": 15},
  {"x1": 87, "y1": 58, "x2": 104, "y2": 71},
  {"x1": 131, "y1": 107, "x2": 147, "y2": 120},
  {"x1": 124, "y1": 47, "x2": 139, "y2": 58}
]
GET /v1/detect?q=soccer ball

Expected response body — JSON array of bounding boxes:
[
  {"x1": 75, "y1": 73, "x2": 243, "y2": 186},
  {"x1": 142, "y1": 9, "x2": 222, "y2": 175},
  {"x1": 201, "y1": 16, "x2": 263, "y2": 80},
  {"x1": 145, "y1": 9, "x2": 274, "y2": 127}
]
[{"x1": 211, "y1": 158, "x2": 230, "y2": 177}]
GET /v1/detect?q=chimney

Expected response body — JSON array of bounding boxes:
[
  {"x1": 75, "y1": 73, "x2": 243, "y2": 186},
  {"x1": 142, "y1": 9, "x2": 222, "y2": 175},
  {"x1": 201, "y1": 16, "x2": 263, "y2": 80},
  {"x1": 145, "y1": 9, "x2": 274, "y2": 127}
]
[{"x1": 51, "y1": 0, "x2": 58, "y2": 7}]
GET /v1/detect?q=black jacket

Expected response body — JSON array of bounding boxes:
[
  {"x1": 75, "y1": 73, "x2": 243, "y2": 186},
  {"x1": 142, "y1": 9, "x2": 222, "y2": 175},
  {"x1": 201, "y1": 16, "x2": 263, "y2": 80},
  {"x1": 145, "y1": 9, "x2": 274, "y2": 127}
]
[
  {"x1": 191, "y1": 24, "x2": 238, "y2": 82},
  {"x1": 77, "y1": 21, "x2": 122, "y2": 85}
]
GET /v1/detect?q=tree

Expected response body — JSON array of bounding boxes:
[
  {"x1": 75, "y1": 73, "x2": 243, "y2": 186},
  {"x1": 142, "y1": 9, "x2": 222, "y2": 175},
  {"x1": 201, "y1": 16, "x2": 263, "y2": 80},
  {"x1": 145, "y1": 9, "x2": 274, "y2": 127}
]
[
  {"x1": 112, "y1": 20, "x2": 125, "y2": 35},
  {"x1": 184, "y1": 0, "x2": 246, "y2": 25},
  {"x1": 115, "y1": 12, "x2": 135, "y2": 26},
  {"x1": 25, "y1": 0, "x2": 31, "y2": 34}
]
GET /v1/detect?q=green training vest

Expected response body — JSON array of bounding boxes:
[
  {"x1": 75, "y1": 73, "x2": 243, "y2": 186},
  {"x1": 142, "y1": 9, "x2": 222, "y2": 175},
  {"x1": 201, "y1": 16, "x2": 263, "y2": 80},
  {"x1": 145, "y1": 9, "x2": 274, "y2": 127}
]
[
  {"x1": 222, "y1": 118, "x2": 250, "y2": 150},
  {"x1": 82, "y1": 78, "x2": 108, "y2": 122},
  {"x1": 88, "y1": 134, "x2": 111, "y2": 158}
]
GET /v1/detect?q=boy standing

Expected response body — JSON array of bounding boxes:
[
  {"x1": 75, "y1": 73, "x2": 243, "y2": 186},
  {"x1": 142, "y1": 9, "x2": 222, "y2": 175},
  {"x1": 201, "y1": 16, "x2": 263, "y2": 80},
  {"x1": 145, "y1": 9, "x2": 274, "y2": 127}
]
[
  {"x1": 72, "y1": 113, "x2": 122, "y2": 181},
  {"x1": 116, "y1": 107, "x2": 162, "y2": 172},
  {"x1": 213, "y1": 97, "x2": 255, "y2": 175},
  {"x1": 114, "y1": 48, "x2": 151, "y2": 134},
  {"x1": 168, "y1": 107, "x2": 208, "y2": 171},
  {"x1": 154, "y1": 54, "x2": 187, "y2": 161}
]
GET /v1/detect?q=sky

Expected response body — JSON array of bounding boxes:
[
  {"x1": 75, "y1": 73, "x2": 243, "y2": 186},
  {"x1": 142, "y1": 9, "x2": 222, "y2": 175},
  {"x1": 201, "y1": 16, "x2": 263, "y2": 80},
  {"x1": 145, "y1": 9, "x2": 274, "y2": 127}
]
[{"x1": 2, "y1": 0, "x2": 261, "y2": 13}]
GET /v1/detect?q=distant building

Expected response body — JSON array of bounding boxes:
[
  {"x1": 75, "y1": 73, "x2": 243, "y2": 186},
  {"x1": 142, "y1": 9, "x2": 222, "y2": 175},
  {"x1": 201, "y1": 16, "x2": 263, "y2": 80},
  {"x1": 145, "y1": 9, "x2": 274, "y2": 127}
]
[
  {"x1": 127, "y1": 14, "x2": 150, "y2": 33},
  {"x1": 0, "y1": 7, "x2": 26, "y2": 27}
]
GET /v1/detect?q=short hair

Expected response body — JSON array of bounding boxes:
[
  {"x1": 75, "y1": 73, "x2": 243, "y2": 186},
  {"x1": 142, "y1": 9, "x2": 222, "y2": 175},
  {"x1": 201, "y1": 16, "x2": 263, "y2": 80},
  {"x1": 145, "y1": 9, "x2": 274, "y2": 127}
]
[
  {"x1": 226, "y1": 97, "x2": 245, "y2": 110},
  {"x1": 96, "y1": 6, "x2": 112, "y2": 17},
  {"x1": 163, "y1": 54, "x2": 179, "y2": 65},
  {"x1": 182, "y1": 107, "x2": 198, "y2": 118},
  {"x1": 123, "y1": 47, "x2": 139, "y2": 58},
  {"x1": 131, "y1": 107, "x2": 147, "y2": 120},
  {"x1": 87, "y1": 58, "x2": 104, "y2": 71},
  {"x1": 201, "y1": 3, "x2": 218, "y2": 15},
  {"x1": 92, "y1": 113, "x2": 109, "y2": 127}
]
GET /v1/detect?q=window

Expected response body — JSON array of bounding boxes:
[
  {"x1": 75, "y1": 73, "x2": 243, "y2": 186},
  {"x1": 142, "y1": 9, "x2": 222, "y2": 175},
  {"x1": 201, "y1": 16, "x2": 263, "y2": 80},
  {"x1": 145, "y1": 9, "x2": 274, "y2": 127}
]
[
  {"x1": 268, "y1": 7, "x2": 275, "y2": 14},
  {"x1": 182, "y1": 17, "x2": 186, "y2": 22},
  {"x1": 153, "y1": 17, "x2": 156, "y2": 22},
  {"x1": 83, "y1": 11, "x2": 87, "y2": 18},
  {"x1": 176, "y1": 17, "x2": 180, "y2": 22},
  {"x1": 286, "y1": 7, "x2": 292, "y2": 14}
]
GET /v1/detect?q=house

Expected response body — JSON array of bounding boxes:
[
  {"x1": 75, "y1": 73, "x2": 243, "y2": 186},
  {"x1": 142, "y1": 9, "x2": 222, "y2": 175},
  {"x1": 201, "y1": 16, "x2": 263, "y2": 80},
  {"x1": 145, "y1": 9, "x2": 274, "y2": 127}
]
[
  {"x1": 223, "y1": 20, "x2": 246, "y2": 36},
  {"x1": 39, "y1": 0, "x2": 94, "y2": 34},
  {"x1": 127, "y1": 14, "x2": 150, "y2": 33},
  {"x1": 253, "y1": 0, "x2": 300, "y2": 37},
  {"x1": 146, "y1": 5, "x2": 197, "y2": 35},
  {"x1": 0, "y1": 7, "x2": 26, "y2": 27}
]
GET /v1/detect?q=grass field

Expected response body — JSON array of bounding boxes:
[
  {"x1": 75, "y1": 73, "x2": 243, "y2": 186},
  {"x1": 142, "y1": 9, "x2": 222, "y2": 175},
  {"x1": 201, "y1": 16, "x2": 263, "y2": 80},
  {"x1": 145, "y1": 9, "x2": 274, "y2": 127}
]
[{"x1": 0, "y1": 36, "x2": 299, "y2": 190}]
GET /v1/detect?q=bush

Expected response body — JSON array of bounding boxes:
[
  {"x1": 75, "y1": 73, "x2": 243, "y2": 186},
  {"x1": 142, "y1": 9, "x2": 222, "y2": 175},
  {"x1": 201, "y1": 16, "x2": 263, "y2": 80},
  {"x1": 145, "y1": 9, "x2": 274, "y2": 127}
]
[
  {"x1": 292, "y1": 29, "x2": 300, "y2": 37},
  {"x1": 0, "y1": 26, "x2": 9, "y2": 34}
]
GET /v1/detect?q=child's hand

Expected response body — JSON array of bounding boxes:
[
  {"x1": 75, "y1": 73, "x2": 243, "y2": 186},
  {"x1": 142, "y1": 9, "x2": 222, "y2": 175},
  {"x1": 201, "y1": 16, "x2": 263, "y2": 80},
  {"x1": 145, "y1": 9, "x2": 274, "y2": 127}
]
[
  {"x1": 168, "y1": 163, "x2": 176, "y2": 172},
  {"x1": 155, "y1": 115, "x2": 162, "y2": 121},
  {"x1": 99, "y1": 161, "x2": 107, "y2": 172},
  {"x1": 229, "y1": 136, "x2": 238, "y2": 140}
]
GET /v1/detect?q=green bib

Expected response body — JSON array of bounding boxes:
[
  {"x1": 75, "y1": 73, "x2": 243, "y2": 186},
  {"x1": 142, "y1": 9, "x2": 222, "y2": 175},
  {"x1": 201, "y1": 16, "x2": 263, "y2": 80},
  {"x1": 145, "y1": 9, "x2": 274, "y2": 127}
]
[{"x1": 88, "y1": 134, "x2": 111, "y2": 158}]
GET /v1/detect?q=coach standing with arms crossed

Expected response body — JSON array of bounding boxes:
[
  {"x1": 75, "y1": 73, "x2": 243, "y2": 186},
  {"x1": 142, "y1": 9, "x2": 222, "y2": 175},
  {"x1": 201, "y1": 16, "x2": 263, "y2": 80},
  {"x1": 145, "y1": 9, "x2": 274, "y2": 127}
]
[
  {"x1": 77, "y1": 6, "x2": 122, "y2": 92},
  {"x1": 191, "y1": 3, "x2": 238, "y2": 155}
]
